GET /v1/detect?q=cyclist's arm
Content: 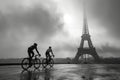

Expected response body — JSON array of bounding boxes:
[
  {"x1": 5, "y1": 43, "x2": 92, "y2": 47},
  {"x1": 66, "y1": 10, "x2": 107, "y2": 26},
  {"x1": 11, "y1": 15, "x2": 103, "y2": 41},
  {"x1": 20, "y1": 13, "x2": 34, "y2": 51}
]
[
  {"x1": 35, "y1": 47, "x2": 41, "y2": 56},
  {"x1": 51, "y1": 49, "x2": 54, "y2": 56}
]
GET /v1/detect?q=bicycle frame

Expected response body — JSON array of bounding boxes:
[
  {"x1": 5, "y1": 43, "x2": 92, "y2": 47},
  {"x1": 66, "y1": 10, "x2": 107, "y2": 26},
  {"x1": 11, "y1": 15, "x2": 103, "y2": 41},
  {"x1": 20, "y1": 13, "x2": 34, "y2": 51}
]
[
  {"x1": 46, "y1": 55, "x2": 54, "y2": 63},
  {"x1": 32, "y1": 55, "x2": 41, "y2": 64}
]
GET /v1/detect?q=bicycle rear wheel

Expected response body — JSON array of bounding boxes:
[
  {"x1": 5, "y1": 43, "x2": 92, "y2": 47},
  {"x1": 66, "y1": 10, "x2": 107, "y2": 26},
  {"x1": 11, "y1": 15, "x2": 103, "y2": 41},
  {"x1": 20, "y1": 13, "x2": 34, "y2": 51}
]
[
  {"x1": 34, "y1": 58, "x2": 41, "y2": 69},
  {"x1": 21, "y1": 58, "x2": 29, "y2": 70}
]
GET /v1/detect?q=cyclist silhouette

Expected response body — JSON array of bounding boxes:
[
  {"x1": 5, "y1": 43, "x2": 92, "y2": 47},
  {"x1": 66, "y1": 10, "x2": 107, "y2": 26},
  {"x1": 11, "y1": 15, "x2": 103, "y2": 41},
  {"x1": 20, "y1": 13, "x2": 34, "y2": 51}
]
[
  {"x1": 28, "y1": 43, "x2": 41, "y2": 67},
  {"x1": 45, "y1": 46, "x2": 54, "y2": 64}
]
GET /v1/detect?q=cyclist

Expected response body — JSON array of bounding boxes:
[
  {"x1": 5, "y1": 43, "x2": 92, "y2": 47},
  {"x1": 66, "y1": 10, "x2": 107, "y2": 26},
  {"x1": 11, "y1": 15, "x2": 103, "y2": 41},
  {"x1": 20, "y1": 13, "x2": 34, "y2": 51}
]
[
  {"x1": 45, "y1": 46, "x2": 54, "y2": 64},
  {"x1": 28, "y1": 43, "x2": 41, "y2": 67}
]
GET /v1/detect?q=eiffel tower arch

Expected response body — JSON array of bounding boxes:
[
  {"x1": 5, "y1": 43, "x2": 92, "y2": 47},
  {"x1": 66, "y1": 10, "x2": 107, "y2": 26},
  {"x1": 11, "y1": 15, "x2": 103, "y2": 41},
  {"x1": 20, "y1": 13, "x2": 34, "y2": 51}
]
[{"x1": 74, "y1": 0, "x2": 100, "y2": 63}]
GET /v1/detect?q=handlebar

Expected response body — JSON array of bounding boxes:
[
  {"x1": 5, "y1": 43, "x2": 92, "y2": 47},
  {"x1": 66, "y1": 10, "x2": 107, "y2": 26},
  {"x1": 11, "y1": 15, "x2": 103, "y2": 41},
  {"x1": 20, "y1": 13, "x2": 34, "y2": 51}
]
[
  {"x1": 51, "y1": 55, "x2": 55, "y2": 58},
  {"x1": 35, "y1": 54, "x2": 41, "y2": 58},
  {"x1": 53, "y1": 55, "x2": 55, "y2": 57}
]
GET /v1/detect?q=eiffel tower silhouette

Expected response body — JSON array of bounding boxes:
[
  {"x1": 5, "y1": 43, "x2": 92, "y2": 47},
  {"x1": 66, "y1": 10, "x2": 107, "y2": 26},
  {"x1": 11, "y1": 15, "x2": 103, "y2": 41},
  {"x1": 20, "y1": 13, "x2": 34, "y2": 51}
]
[{"x1": 74, "y1": 0, "x2": 100, "y2": 63}]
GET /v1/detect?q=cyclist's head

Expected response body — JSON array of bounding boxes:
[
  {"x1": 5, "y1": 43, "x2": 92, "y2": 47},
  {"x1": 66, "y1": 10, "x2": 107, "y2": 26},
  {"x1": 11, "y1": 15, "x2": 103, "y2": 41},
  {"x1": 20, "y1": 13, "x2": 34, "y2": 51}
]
[
  {"x1": 34, "y1": 43, "x2": 37, "y2": 46},
  {"x1": 49, "y1": 46, "x2": 52, "y2": 49}
]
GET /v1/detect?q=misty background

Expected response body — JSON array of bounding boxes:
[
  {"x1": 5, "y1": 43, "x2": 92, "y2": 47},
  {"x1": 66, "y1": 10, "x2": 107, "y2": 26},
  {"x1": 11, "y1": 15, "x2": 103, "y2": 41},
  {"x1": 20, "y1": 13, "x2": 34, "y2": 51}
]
[{"x1": 0, "y1": 0, "x2": 120, "y2": 58}]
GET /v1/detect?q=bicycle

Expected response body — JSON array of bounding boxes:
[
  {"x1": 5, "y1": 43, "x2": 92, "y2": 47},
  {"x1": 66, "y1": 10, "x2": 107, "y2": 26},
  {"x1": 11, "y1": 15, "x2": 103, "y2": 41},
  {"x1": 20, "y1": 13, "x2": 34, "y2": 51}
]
[
  {"x1": 21, "y1": 54, "x2": 41, "y2": 70},
  {"x1": 42, "y1": 55, "x2": 54, "y2": 68}
]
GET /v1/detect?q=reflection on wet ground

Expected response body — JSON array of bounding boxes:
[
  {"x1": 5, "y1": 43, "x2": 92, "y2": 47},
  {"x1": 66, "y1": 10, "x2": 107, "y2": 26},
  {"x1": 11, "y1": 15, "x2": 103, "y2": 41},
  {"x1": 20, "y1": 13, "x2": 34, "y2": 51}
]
[
  {"x1": 1, "y1": 64, "x2": 120, "y2": 80},
  {"x1": 20, "y1": 68, "x2": 57, "y2": 80}
]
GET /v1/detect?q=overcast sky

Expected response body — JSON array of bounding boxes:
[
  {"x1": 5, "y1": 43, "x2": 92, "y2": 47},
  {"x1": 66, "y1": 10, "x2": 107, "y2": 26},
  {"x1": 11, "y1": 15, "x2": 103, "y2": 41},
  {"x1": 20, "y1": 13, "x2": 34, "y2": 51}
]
[{"x1": 0, "y1": 0, "x2": 120, "y2": 58}]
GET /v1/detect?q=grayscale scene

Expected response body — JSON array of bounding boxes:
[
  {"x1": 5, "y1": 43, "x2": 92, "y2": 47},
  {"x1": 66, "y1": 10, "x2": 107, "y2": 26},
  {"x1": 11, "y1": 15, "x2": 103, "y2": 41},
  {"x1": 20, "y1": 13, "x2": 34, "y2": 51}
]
[{"x1": 0, "y1": 0, "x2": 120, "y2": 80}]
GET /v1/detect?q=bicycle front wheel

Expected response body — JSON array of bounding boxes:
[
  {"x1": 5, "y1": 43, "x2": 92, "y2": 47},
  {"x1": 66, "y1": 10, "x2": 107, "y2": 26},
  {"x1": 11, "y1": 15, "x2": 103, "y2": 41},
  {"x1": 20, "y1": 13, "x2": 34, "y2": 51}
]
[
  {"x1": 42, "y1": 59, "x2": 47, "y2": 68},
  {"x1": 34, "y1": 58, "x2": 41, "y2": 69},
  {"x1": 49, "y1": 59, "x2": 54, "y2": 67},
  {"x1": 21, "y1": 58, "x2": 29, "y2": 70}
]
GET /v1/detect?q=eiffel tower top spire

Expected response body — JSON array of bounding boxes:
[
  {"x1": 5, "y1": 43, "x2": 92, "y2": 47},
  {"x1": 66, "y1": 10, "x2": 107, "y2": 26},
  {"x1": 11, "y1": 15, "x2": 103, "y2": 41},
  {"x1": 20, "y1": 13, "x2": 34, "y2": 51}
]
[{"x1": 82, "y1": 0, "x2": 89, "y2": 35}]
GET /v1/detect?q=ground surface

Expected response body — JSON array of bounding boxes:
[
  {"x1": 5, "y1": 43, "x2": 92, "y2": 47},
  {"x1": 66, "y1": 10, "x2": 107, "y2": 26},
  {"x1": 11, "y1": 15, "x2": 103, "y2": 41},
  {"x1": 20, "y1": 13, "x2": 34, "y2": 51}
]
[{"x1": 0, "y1": 64, "x2": 120, "y2": 80}]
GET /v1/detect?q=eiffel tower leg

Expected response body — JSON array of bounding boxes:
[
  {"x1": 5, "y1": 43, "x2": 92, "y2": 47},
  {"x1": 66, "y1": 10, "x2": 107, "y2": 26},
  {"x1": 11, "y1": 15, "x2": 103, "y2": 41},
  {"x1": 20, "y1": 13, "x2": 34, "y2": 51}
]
[
  {"x1": 74, "y1": 49, "x2": 83, "y2": 63},
  {"x1": 93, "y1": 52, "x2": 100, "y2": 62},
  {"x1": 74, "y1": 52, "x2": 80, "y2": 63},
  {"x1": 90, "y1": 48, "x2": 100, "y2": 62}
]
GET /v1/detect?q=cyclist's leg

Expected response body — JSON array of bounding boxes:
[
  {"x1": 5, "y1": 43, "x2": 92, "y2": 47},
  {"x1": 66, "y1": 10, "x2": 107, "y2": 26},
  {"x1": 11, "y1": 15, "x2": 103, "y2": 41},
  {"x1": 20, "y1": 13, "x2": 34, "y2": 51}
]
[
  {"x1": 28, "y1": 50, "x2": 32, "y2": 66},
  {"x1": 30, "y1": 51, "x2": 34, "y2": 67},
  {"x1": 46, "y1": 52, "x2": 49, "y2": 64},
  {"x1": 48, "y1": 54, "x2": 51, "y2": 62},
  {"x1": 31, "y1": 51, "x2": 34, "y2": 58}
]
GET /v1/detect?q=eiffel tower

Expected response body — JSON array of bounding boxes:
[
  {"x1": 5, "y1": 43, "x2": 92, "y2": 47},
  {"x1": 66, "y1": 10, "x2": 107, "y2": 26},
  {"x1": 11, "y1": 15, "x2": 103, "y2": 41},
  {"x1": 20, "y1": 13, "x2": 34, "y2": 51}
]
[{"x1": 74, "y1": 0, "x2": 100, "y2": 63}]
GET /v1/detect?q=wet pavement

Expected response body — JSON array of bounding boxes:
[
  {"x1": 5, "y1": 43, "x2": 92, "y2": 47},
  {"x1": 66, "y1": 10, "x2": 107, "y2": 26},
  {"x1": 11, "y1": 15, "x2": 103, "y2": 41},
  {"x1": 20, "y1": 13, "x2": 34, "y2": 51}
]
[{"x1": 0, "y1": 64, "x2": 120, "y2": 80}]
